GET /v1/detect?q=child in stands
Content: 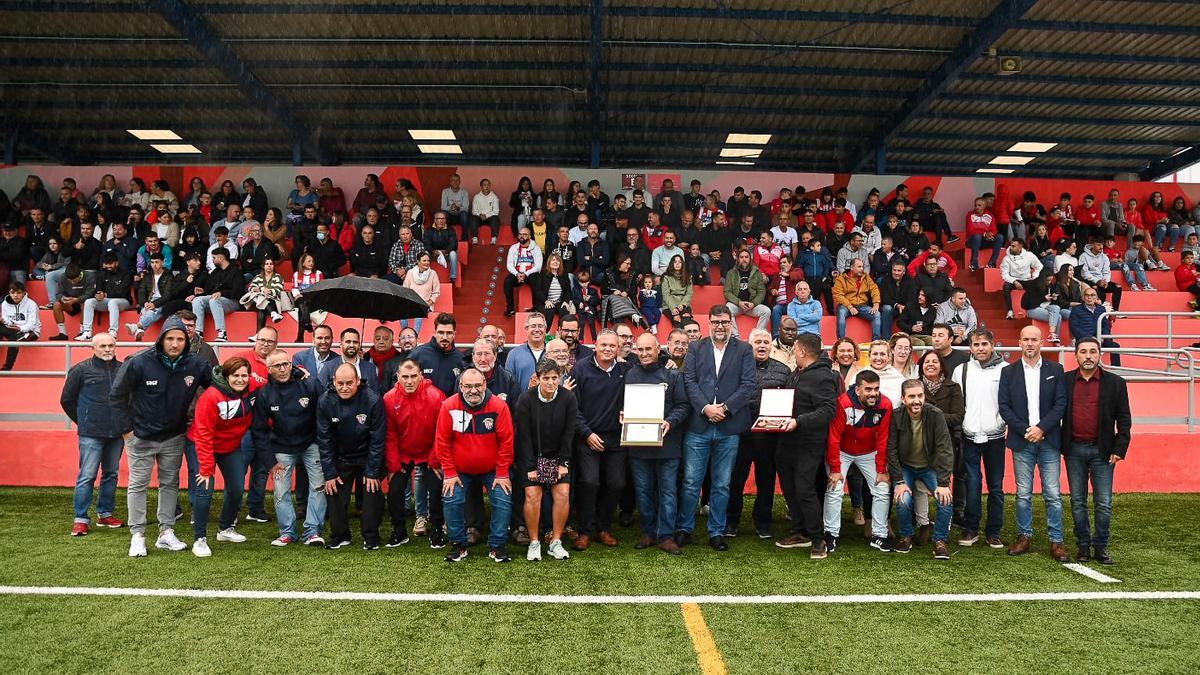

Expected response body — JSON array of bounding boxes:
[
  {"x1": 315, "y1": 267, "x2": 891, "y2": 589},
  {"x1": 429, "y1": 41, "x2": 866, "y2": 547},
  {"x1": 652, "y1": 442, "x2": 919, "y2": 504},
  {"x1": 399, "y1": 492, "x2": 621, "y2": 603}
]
[
  {"x1": 572, "y1": 269, "x2": 601, "y2": 341},
  {"x1": 1176, "y1": 250, "x2": 1200, "y2": 310},
  {"x1": 1121, "y1": 235, "x2": 1157, "y2": 291},
  {"x1": 637, "y1": 274, "x2": 661, "y2": 335}
]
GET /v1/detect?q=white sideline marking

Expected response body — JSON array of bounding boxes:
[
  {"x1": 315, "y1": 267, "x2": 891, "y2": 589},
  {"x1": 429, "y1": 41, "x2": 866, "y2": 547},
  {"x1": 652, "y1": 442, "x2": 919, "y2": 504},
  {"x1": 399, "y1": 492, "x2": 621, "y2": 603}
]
[
  {"x1": 1063, "y1": 563, "x2": 1122, "y2": 583},
  {"x1": 1, "y1": 585, "x2": 1195, "y2": 605}
]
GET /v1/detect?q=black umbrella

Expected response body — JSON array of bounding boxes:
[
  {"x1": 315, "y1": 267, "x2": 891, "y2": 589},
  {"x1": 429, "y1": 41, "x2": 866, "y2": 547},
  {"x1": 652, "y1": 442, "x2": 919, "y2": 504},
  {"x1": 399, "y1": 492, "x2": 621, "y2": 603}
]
[{"x1": 300, "y1": 276, "x2": 430, "y2": 321}]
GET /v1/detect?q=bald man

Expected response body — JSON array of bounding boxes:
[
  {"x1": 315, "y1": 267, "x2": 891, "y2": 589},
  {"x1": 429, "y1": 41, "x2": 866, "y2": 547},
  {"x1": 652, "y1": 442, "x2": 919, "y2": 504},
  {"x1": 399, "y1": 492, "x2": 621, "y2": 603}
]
[{"x1": 317, "y1": 363, "x2": 387, "y2": 550}]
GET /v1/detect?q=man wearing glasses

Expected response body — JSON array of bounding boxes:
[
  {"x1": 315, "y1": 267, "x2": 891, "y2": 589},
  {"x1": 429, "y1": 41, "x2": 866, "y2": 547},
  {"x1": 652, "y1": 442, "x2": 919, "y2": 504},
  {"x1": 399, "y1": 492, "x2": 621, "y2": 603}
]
[
  {"x1": 614, "y1": 324, "x2": 636, "y2": 364},
  {"x1": 232, "y1": 326, "x2": 278, "y2": 523}
]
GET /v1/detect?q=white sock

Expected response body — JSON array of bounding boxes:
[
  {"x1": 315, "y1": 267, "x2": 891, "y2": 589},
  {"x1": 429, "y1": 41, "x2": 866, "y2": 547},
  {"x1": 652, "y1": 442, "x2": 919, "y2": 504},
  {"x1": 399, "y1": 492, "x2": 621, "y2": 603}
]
[{"x1": 57, "y1": 323, "x2": 66, "y2": 333}]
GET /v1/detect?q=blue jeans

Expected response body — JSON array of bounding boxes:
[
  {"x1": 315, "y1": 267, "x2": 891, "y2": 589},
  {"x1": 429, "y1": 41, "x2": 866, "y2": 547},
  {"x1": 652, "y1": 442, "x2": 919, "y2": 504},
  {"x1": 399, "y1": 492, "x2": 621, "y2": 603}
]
[
  {"x1": 1012, "y1": 441, "x2": 1064, "y2": 542},
  {"x1": 630, "y1": 457, "x2": 680, "y2": 541},
  {"x1": 770, "y1": 303, "x2": 787, "y2": 337},
  {"x1": 1112, "y1": 261, "x2": 1148, "y2": 288},
  {"x1": 1025, "y1": 305, "x2": 1064, "y2": 335},
  {"x1": 81, "y1": 297, "x2": 131, "y2": 334},
  {"x1": 967, "y1": 233, "x2": 1005, "y2": 268},
  {"x1": 836, "y1": 304, "x2": 881, "y2": 339},
  {"x1": 962, "y1": 437, "x2": 1006, "y2": 537},
  {"x1": 73, "y1": 436, "x2": 124, "y2": 523},
  {"x1": 136, "y1": 305, "x2": 164, "y2": 329},
  {"x1": 192, "y1": 295, "x2": 238, "y2": 333},
  {"x1": 274, "y1": 446, "x2": 327, "y2": 540},
  {"x1": 895, "y1": 465, "x2": 952, "y2": 542},
  {"x1": 443, "y1": 471, "x2": 512, "y2": 549},
  {"x1": 1066, "y1": 442, "x2": 1115, "y2": 548},
  {"x1": 679, "y1": 427, "x2": 740, "y2": 537},
  {"x1": 191, "y1": 450, "x2": 246, "y2": 539},
  {"x1": 45, "y1": 267, "x2": 67, "y2": 304},
  {"x1": 879, "y1": 304, "x2": 898, "y2": 336}
]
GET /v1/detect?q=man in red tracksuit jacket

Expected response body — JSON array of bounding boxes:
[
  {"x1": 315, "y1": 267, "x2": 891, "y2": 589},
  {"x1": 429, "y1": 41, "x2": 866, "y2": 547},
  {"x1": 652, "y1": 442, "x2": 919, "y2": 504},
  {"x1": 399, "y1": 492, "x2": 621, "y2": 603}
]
[
  {"x1": 435, "y1": 367, "x2": 515, "y2": 562},
  {"x1": 383, "y1": 359, "x2": 447, "y2": 549},
  {"x1": 823, "y1": 369, "x2": 893, "y2": 553}
]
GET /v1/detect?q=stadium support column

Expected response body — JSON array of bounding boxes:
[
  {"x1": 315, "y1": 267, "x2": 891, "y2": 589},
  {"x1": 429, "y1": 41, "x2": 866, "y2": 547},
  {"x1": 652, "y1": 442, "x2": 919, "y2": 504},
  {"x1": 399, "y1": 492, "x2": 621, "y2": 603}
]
[{"x1": 588, "y1": 0, "x2": 604, "y2": 169}]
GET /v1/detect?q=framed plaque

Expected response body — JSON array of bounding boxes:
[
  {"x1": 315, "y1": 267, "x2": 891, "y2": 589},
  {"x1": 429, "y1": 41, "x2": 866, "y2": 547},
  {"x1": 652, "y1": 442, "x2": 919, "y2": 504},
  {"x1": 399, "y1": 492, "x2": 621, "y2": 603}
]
[
  {"x1": 752, "y1": 388, "x2": 795, "y2": 432},
  {"x1": 622, "y1": 383, "x2": 666, "y2": 446}
]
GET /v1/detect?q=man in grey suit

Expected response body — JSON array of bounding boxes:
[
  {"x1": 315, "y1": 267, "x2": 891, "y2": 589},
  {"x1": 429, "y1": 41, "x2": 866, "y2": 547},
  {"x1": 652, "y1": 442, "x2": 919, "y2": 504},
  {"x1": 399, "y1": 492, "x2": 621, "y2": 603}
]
[{"x1": 678, "y1": 304, "x2": 757, "y2": 551}]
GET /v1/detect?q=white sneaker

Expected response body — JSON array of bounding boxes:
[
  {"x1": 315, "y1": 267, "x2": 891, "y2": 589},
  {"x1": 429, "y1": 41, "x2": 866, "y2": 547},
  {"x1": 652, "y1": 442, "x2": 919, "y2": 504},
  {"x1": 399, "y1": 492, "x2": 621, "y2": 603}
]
[
  {"x1": 526, "y1": 540, "x2": 542, "y2": 562},
  {"x1": 471, "y1": 237, "x2": 479, "y2": 244},
  {"x1": 1005, "y1": 310, "x2": 1014, "y2": 319},
  {"x1": 155, "y1": 529, "x2": 186, "y2": 551},
  {"x1": 217, "y1": 527, "x2": 247, "y2": 543},
  {"x1": 192, "y1": 537, "x2": 211, "y2": 557},
  {"x1": 124, "y1": 322, "x2": 139, "y2": 337},
  {"x1": 107, "y1": 328, "x2": 117, "y2": 337},
  {"x1": 270, "y1": 311, "x2": 283, "y2": 323},
  {"x1": 1129, "y1": 284, "x2": 1141, "y2": 291},
  {"x1": 75, "y1": 331, "x2": 92, "y2": 341},
  {"x1": 1144, "y1": 284, "x2": 1157, "y2": 291},
  {"x1": 413, "y1": 515, "x2": 429, "y2": 536},
  {"x1": 491, "y1": 237, "x2": 497, "y2": 245},
  {"x1": 546, "y1": 538, "x2": 571, "y2": 560},
  {"x1": 129, "y1": 533, "x2": 147, "y2": 557}
]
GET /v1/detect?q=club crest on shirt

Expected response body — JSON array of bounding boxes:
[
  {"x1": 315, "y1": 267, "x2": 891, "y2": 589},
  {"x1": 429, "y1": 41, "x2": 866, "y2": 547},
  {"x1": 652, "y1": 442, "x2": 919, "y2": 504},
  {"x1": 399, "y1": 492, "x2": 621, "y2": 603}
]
[
  {"x1": 356, "y1": 413, "x2": 367, "y2": 425},
  {"x1": 298, "y1": 397, "x2": 309, "y2": 408},
  {"x1": 483, "y1": 417, "x2": 494, "y2": 430},
  {"x1": 184, "y1": 375, "x2": 195, "y2": 387}
]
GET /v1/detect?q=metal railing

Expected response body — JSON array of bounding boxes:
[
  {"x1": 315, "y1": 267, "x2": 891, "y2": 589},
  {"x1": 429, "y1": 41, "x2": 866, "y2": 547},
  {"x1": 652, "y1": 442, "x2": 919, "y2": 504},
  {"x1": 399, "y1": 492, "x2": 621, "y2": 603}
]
[
  {"x1": 1097, "y1": 310, "x2": 1200, "y2": 372},
  {"x1": 1, "y1": 342, "x2": 1196, "y2": 431}
]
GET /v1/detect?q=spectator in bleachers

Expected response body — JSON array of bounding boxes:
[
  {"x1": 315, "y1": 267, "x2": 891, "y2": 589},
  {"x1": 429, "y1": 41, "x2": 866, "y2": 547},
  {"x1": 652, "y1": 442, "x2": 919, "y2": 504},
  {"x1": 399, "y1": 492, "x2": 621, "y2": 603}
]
[
  {"x1": 238, "y1": 222, "x2": 278, "y2": 283},
  {"x1": 660, "y1": 254, "x2": 693, "y2": 329},
  {"x1": 1027, "y1": 222, "x2": 1057, "y2": 272},
  {"x1": 1079, "y1": 239, "x2": 1123, "y2": 311},
  {"x1": 386, "y1": 224, "x2": 426, "y2": 285},
  {"x1": 66, "y1": 221, "x2": 102, "y2": 273},
  {"x1": 47, "y1": 263, "x2": 95, "y2": 341},
  {"x1": 577, "y1": 222, "x2": 609, "y2": 284},
  {"x1": 1098, "y1": 188, "x2": 1126, "y2": 245},
  {"x1": 422, "y1": 211, "x2": 459, "y2": 283},
  {"x1": 878, "y1": 260, "x2": 914, "y2": 335},
  {"x1": 401, "y1": 252, "x2": 440, "y2": 335},
  {"x1": 1000, "y1": 238, "x2": 1043, "y2": 320},
  {"x1": 470, "y1": 178, "x2": 501, "y2": 245},
  {"x1": 651, "y1": 230, "x2": 685, "y2": 277},
  {"x1": 1069, "y1": 286, "x2": 1120, "y2": 367},
  {"x1": 303, "y1": 222, "x2": 346, "y2": 280},
  {"x1": 1166, "y1": 196, "x2": 1195, "y2": 252},
  {"x1": 1120, "y1": 235, "x2": 1160, "y2": 290},
  {"x1": 0, "y1": 222, "x2": 29, "y2": 283},
  {"x1": 192, "y1": 247, "x2": 242, "y2": 342},
  {"x1": 1175, "y1": 250, "x2": 1200, "y2": 310},
  {"x1": 1012, "y1": 191, "x2": 1046, "y2": 243},
  {"x1": 869, "y1": 234, "x2": 903, "y2": 279},
  {"x1": 439, "y1": 174, "x2": 470, "y2": 239},
  {"x1": 0, "y1": 281, "x2": 39, "y2": 370},
  {"x1": 895, "y1": 287, "x2": 934, "y2": 346},
  {"x1": 1022, "y1": 272, "x2": 1066, "y2": 345},
  {"x1": 124, "y1": 252, "x2": 176, "y2": 341},
  {"x1": 51, "y1": 184, "x2": 82, "y2": 226},
  {"x1": 907, "y1": 241, "x2": 958, "y2": 279},
  {"x1": 241, "y1": 257, "x2": 287, "y2": 332},
  {"x1": 767, "y1": 255, "x2": 803, "y2": 335},
  {"x1": 347, "y1": 223, "x2": 388, "y2": 279},
  {"x1": 103, "y1": 221, "x2": 137, "y2": 273},
  {"x1": 913, "y1": 186, "x2": 957, "y2": 246},
  {"x1": 1142, "y1": 191, "x2": 1170, "y2": 250},
  {"x1": 835, "y1": 231, "x2": 869, "y2": 274},
  {"x1": 205, "y1": 226, "x2": 238, "y2": 272},
  {"x1": 934, "y1": 288, "x2": 977, "y2": 346},
  {"x1": 76, "y1": 252, "x2": 132, "y2": 341},
  {"x1": 723, "y1": 248, "x2": 771, "y2": 331},
  {"x1": 833, "y1": 258, "x2": 881, "y2": 340},
  {"x1": 966, "y1": 197, "x2": 1004, "y2": 271},
  {"x1": 825, "y1": 219, "x2": 852, "y2": 260},
  {"x1": 502, "y1": 227, "x2": 542, "y2": 317},
  {"x1": 211, "y1": 180, "x2": 238, "y2": 218},
  {"x1": 796, "y1": 238, "x2": 834, "y2": 311}
]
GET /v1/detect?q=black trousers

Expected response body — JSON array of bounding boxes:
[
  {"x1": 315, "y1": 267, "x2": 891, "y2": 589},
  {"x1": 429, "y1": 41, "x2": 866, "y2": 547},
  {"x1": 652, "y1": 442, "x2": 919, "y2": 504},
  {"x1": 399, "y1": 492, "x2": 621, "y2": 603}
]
[
  {"x1": 776, "y1": 444, "x2": 825, "y2": 537},
  {"x1": 503, "y1": 274, "x2": 530, "y2": 311},
  {"x1": 573, "y1": 434, "x2": 626, "y2": 535},
  {"x1": 328, "y1": 463, "x2": 384, "y2": 545},
  {"x1": 727, "y1": 432, "x2": 778, "y2": 532},
  {"x1": 1096, "y1": 283, "x2": 1122, "y2": 311},
  {"x1": 0, "y1": 324, "x2": 23, "y2": 369},
  {"x1": 388, "y1": 462, "x2": 443, "y2": 535}
]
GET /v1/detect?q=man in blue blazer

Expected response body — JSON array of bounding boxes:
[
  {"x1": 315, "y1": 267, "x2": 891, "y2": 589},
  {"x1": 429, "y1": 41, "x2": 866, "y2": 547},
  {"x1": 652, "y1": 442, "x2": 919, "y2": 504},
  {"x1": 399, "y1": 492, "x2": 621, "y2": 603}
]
[
  {"x1": 679, "y1": 304, "x2": 757, "y2": 551},
  {"x1": 292, "y1": 324, "x2": 339, "y2": 383},
  {"x1": 998, "y1": 324, "x2": 1068, "y2": 561}
]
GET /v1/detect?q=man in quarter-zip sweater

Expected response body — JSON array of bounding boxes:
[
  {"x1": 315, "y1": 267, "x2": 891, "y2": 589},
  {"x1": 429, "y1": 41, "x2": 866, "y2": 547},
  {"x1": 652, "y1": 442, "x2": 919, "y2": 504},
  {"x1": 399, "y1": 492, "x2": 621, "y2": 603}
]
[{"x1": 951, "y1": 328, "x2": 1008, "y2": 548}]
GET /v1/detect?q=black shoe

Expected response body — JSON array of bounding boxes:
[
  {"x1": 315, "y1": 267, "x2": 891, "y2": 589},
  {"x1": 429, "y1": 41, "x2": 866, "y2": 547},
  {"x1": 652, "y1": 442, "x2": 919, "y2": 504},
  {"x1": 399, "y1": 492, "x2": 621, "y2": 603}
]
[
  {"x1": 1094, "y1": 546, "x2": 1114, "y2": 565},
  {"x1": 1076, "y1": 544, "x2": 1091, "y2": 562},
  {"x1": 444, "y1": 543, "x2": 468, "y2": 562},
  {"x1": 325, "y1": 539, "x2": 351, "y2": 550},
  {"x1": 824, "y1": 532, "x2": 838, "y2": 554},
  {"x1": 429, "y1": 527, "x2": 447, "y2": 549},
  {"x1": 709, "y1": 535, "x2": 729, "y2": 552},
  {"x1": 724, "y1": 524, "x2": 739, "y2": 538},
  {"x1": 504, "y1": 308, "x2": 516, "y2": 317},
  {"x1": 755, "y1": 527, "x2": 773, "y2": 540},
  {"x1": 870, "y1": 535, "x2": 894, "y2": 553},
  {"x1": 246, "y1": 511, "x2": 271, "y2": 523},
  {"x1": 618, "y1": 511, "x2": 635, "y2": 528},
  {"x1": 174, "y1": 504, "x2": 183, "y2": 519},
  {"x1": 385, "y1": 532, "x2": 410, "y2": 548},
  {"x1": 948, "y1": 235, "x2": 961, "y2": 244},
  {"x1": 489, "y1": 546, "x2": 512, "y2": 563},
  {"x1": 49, "y1": 333, "x2": 68, "y2": 341},
  {"x1": 362, "y1": 540, "x2": 380, "y2": 551},
  {"x1": 673, "y1": 531, "x2": 693, "y2": 548}
]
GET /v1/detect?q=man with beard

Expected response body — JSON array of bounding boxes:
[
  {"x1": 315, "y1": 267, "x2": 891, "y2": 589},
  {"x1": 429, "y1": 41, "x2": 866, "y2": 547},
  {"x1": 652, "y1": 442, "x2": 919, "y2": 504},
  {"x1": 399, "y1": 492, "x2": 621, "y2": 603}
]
[
  {"x1": 319, "y1": 328, "x2": 379, "y2": 393},
  {"x1": 823, "y1": 370, "x2": 893, "y2": 554},
  {"x1": 467, "y1": 337, "x2": 521, "y2": 544},
  {"x1": 411, "y1": 313, "x2": 467, "y2": 396},
  {"x1": 888, "y1": 380, "x2": 955, "y2": 559},
  {"x1": 293, "y1": 324, "x2": 338, "y2": 383},
  {"x1": 556, "y1": 315, "x2": 593, "y2": 369}
]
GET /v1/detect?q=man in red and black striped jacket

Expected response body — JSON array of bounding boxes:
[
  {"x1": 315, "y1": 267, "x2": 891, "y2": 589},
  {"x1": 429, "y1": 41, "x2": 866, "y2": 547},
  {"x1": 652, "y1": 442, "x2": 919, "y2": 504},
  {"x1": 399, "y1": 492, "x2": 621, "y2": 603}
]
[{"x1": 823, "y1": 370, "x2": 893, "y2": 554}]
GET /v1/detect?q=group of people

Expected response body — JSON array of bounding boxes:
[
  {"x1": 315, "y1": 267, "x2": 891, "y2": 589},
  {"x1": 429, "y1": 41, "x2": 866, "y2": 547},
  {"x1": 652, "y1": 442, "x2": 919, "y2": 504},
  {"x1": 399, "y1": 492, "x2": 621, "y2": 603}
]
[{"x1": 64, "y1": 299, "x2": 1130, "y2": 565}]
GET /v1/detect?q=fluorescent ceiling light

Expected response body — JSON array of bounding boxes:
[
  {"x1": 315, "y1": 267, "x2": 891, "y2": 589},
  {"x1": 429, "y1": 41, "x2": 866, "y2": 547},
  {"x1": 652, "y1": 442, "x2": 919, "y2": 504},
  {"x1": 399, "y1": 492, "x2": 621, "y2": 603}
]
[
  {"x1": 409, "y1": 129, "x2": 456, "y2": 141},
  {"x1": 128, "y1": 129, "x2": 181, "y2": 141},
  {"x1": 720, "y1": 147, "x2": 762, "y2": 158},
  {"x1": 417, "y1": 144, "x2": 463, "y2": 154},
  {"x1": 977, "y1": 168, "x2": 1014, "y2": 174},
  {"x1": 725, "y1": 133, "x2": 772, "y2": 145},
  {"x1": 989, "y1": 155, "x2": 1035, "y2": 166},
  {"x1": 150, "y1": 143, "x2": 202, "y2": 154},
  {"x1": 1007, "y1": 142, "x2": 1057, "y2": 153},
  {"x1": 716, "y1": 160, "x2": 756, "y2": 166}
]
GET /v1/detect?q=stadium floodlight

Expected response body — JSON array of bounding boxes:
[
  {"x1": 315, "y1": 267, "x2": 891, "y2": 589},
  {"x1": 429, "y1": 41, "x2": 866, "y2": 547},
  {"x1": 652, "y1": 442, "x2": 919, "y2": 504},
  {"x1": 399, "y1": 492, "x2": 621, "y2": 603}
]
[
  {"x1": 417, "y1": 144, "x2": 463, "y2": 154},
  {"x1": 128, "y1": 130, "x2": 182, "y2": 141},
  {"x1": 977, "y1": 168, "x2": 1015, "y2": 174},
  {"x1": 720, "y1": 148, "x2": 762, "y2": 159},
  {"x1": 409, "y1": 130, "x2": 457, "y2": 141},
  {"x1": 716, "y1": 160, "x2": 755, "y2": 166},
  {"x1": 988, "y1": 155, "x2": 1035, "y2": 166},
  {"x1": 725, "y1": 133, "x2": 772, "y2": 145},
  {"x1": 1007, "y1": 142, "x2": 1057, "y2": 153},
  {"x1": 150, "y1": 144, "x2": 202, "y2": 154}
]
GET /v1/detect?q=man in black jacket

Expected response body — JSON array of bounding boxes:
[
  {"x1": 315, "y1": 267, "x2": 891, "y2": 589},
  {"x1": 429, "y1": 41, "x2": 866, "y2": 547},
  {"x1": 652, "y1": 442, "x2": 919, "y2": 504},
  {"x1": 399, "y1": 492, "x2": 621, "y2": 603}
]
[
  {"x1": 569, "y1": 329, "x2": 628, "y2": 551},
  {"x1": 775, "y1": 332, "x2": 839, "y2": 557},
  {"x1": 625, "y1": 333, "x2": 691, "y2": 554},
  {"x1": 111, "y1": 315, "x2": 212, "y2": 557},
  {"x1": 67, "y1": 221, "x2": 103, "y2": 271},
  {"x1": 1062, "y1": 338, "x2": 1131, "y2": 565},
  {"x1": 77, "y1": 253, "x2": 132, "y2": 340},
  {"x1": 349, "y1": 223, "x2": 389, "y2": 279},
  {"x1": 318, "y1": 363, "x2": 387, "y2": 550},
  {"x1": 191, "y1": 247, "x2": 242, "y2": 342},
  {"x1": 254, "y1": 350, "x2": 327, "y2": 547},
  {"x1": 61, "y1": 332, "x2": 131, "y2": 536},
  {"x1": 0, "y1": 222, "x2": 29, "y2": 283},
  {"x1": 888, "y1": 380, "x2": 955, "y2": 559},
  {"x1": 412, "y1": 312, "x2": 467, "y2": 397},
  {"x1": 306, "y1": 222, "x2": 346, "y2": 279},
  {"x1": 422, "y1": 211, "x2": 459, "y2": 282}
]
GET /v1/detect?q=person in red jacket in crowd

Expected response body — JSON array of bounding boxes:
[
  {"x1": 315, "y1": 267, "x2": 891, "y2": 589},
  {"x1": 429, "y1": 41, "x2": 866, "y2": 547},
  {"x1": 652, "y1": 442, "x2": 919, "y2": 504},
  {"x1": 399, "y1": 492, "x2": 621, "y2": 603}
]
[
  {"x1": 824, "y1": 198, "x2": 855, "y2": 234},
  {"x1": 821, "y1": 370, "x2": 893, "y2": 555},
  {"x1": 1075, "y1": 194, "x2": 1103, "y2": 248},
  {"x1": 1175, "y1": 250, "x2": 1200, "y2": 309},
  {"x1": 907, "y1": 242, "x2": 959, "y2": 280},
  {"x1": 383, "y1": 359, "x2": 448, "y2": 549},
  {"x1": 436, "y1": 368, "x2": 516, "y2": 563},
  {"x1": 187, "y1": 356, "x2": 254, "y2": 557},
  {"x1": 966, "y1": 197, "x2": 1004, "y2": 271},
  {"x1": 641, "y1": 212, "x2": 666, "y2": 252}
]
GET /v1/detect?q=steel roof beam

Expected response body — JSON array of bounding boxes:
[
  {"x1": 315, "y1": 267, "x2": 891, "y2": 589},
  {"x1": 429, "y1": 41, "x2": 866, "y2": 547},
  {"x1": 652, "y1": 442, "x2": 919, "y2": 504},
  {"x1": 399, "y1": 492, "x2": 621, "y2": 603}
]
[{"x1": 1141, "y1": 146, "x2": 1200, "y2": 181}]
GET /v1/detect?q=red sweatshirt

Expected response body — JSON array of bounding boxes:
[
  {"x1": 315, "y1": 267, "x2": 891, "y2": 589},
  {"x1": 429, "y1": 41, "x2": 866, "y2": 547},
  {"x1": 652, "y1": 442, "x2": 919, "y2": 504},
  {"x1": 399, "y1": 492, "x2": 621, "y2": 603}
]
[
  {"x1": 188, "y1": 384, "x2": 253, "y2": 476},
  {"x1": 826, "y1": 390, "x2": 892, "y2": 474},
  {"x1": 906, "y1": 250, "x2": 958, "y2": 279},
  {"x1": 434, "y1": 391, "x2": 514, "y2": 479},
  {"x1": 1175, "y1": 264, "x2": 1199, "y2": 292},
  {"x1": 383, "y1": 378, "x2": 446, "y2": 471},
  {"x1": 965, "y1": 210, "x2": 996, "y2": 238},
  {"x1": 233, "y1": 348, "x2": 270, "y2": 392}
]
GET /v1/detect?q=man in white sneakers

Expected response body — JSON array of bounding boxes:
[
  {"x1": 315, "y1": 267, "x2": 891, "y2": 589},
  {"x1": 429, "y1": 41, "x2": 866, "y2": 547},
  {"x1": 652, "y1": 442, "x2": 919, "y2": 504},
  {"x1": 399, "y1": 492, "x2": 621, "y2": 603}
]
[
  {"x1": 999, "y1": 238, "x2": 1043, "y2": 320},
  {"x1": 823, "y1": 370, "x2": 893, "y2": 554},
  {"x1": 951, "y1": 328, "x2": 1008, "y2": 549}
]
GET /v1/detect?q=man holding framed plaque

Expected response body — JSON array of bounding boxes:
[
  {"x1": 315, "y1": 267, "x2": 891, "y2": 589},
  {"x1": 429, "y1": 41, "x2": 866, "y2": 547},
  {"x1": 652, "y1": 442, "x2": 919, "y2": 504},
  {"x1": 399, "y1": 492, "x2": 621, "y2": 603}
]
[
  {"x1": 679, "y1": 305, "x2": 757, "y2": 552},
  {"x1": 729, "y1": 329, "x2": 792, "y2": 538}
]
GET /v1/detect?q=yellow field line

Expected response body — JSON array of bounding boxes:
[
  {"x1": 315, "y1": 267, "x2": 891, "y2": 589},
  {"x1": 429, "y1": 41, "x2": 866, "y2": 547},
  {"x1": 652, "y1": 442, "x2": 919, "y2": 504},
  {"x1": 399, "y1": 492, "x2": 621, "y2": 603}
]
[{"x1": 681, "y1": 602, "x2": 727, "y2": 675}]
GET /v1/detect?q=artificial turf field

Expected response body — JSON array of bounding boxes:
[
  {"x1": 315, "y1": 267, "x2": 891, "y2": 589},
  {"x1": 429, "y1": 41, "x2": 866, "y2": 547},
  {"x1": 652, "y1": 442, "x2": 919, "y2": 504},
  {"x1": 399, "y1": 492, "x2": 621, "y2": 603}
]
[{"x1": 1, "y1": 488, "x2": 1198, "y2": 674}]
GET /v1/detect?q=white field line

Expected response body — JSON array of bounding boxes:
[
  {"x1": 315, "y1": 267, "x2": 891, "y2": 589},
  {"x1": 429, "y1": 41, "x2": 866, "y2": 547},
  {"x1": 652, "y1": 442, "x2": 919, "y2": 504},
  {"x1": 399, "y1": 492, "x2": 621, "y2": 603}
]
[
  {"x1": 1063, "y1": 563, "x2": 1122, "y2": 583},
  {"x1": 0, "y1": 585, "x2": 1196, "y2": 605}
]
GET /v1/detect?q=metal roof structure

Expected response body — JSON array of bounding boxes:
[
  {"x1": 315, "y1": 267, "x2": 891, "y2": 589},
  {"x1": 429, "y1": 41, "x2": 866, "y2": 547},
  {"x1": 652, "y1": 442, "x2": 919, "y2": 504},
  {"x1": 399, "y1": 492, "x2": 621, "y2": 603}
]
[{"x1": 0, "y1": 0, "x2": 1196, "y2": 178}]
